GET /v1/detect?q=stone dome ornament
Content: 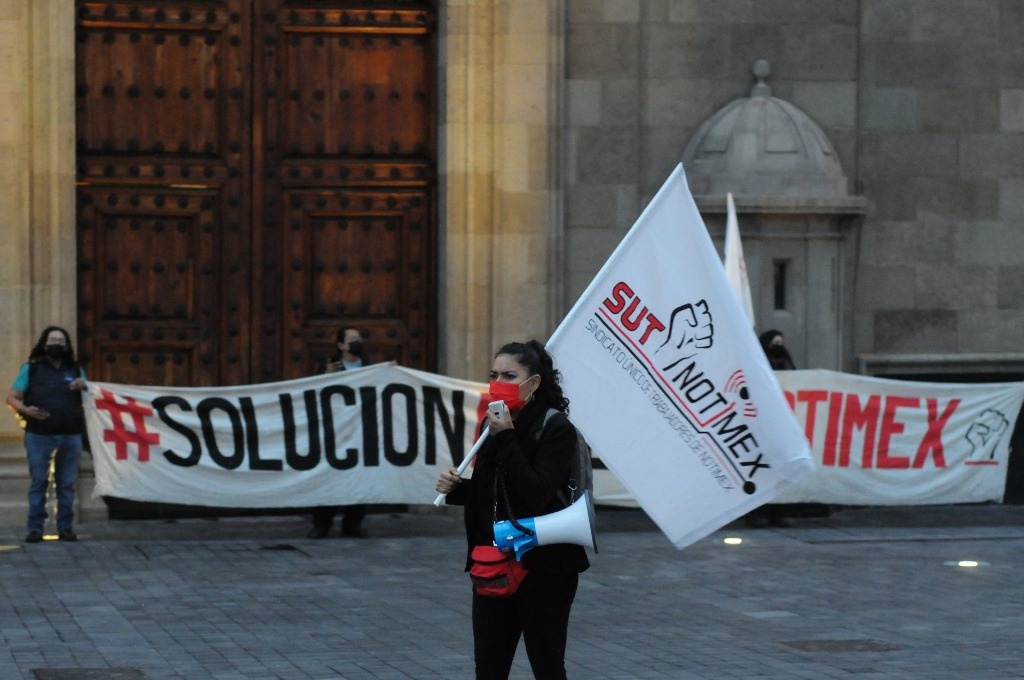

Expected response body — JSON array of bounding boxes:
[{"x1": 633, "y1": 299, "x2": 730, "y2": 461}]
[{"x1": 682, "y1": 59, "x2": 851, "y2": 198}]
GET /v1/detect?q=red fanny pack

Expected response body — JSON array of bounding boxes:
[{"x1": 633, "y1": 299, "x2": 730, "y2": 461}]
[{"x1": 469, "y1": 545, "x2": 528, "y2": 597}]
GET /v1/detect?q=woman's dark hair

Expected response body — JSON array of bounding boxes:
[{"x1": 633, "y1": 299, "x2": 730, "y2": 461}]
[
  {"x1": 327, "y1": 327, "x2": 347, "y2": 364},
  {"x1": 495, "y1": 340, "x2": 570, "y2": 414},
  {"x1": 28, "y1": 326, "x2": 79, "y2": 369}
]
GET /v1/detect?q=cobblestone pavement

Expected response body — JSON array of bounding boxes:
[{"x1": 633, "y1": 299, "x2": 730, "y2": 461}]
[{"x1": 1, "y1": 503, "x2": 1023, "y2": 679}]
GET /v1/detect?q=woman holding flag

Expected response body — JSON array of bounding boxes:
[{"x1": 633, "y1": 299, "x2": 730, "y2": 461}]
[{"x1": 435, "y1": 340, "x2": 589, "y2": 680}]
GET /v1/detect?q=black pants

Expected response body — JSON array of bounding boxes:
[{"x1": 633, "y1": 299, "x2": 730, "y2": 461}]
[
  {"x1": 311, "y1": 505, "x2": 366, "y2": 532},
  {"x1": 472, "y1": 570, "x2": 579, "y2": 680}
]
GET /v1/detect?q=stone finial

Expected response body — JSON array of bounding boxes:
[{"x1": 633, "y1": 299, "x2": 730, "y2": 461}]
[{"x1": 751, "y1": 59, "x2": 771, "y2": 98}]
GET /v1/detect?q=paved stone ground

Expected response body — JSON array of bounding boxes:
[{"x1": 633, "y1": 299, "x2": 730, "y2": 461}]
[{"x1": 1, "y1": 503, "x2": 1023, "y2": 679}]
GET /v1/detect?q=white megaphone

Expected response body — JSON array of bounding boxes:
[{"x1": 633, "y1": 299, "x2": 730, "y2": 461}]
[{"x1": 493, "y1": 491, "x2": 598, "y2": 561}]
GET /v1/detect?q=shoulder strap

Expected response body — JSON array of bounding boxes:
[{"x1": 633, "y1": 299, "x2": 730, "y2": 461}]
[{"x1": 535, "y1": 408, "x2": 577, "y2": 507}]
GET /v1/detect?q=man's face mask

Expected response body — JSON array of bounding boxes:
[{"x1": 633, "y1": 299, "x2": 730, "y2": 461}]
[{"x1": 346, "y1": 339, "x2": 363, "y2": 357}]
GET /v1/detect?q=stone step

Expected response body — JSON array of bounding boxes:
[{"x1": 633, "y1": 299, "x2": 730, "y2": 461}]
[{"x1": 0, "y1": 444, "x2": 106, "y2": 526}]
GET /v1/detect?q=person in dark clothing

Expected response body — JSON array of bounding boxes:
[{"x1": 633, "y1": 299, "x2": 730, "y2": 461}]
[
  {"x1": 6, "y1": 326, "x2": 88, "y2": 543},
  {"x1": 746, "y1": 329, "x2": 797, "y2": 528},
  {"x1": 759, "y1": 329, "x2": 796, "y2": 371},
  {"x1": 436, "y1": 340, "x2": 589, "y2": 680},
  {"x1": 308, "y1": 327, "x2": 370, "y2": 539}
]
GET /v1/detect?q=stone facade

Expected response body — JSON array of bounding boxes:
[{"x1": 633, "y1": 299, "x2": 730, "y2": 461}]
[
  {"x1": 2, "y1": 0, "x2": 1023, "y2": 431},
  {"x1": 0, "y1": 1, "x2": 77, "y2": 438},
  {"x1": 564, "y1": 0, "x2": 1024, "y2": 376}
]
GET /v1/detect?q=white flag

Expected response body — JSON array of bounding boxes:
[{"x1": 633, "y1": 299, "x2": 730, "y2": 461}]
[
  {"x1": 547, "y1": 164, "x2": 814, "y2": 548},
  {"x1": 724, "y1": 192, "x2": 755, "y2": 326}
]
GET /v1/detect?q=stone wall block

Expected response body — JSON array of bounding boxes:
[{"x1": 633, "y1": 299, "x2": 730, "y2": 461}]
[
  {"x1": 959, "y1": 133, "x2": 1024, "y2": 178},
  {"x1": 873, "y1": 220, "x2": 956, "y2": 266},
  {"x1": 568, "y1": 79, "x2": 602, "y2": 126},
  {"x1": 861, "y1": 179, "x2": 917, "y2": 221},
  {"x1": 643, "y1": 78, "x2": 734, "y2": 128},
  {"x1": 791, "y1": 82, "x2": 857, "y2": 129},
  {"x1": 861, "y1": 87, "x2": 918, "y2": 132},
  {"x1": 959, "y1": 311, "x2": 1024, "y2": 352},
  {"x1": 1000, "y1": 89, "x2": 1024, "y2": 131},
  {"x1": 910, "y1": 1, "x2": 1000, "y2": 44},
  {"x1": 646, "y1": 24, "x2": 730, "y2": 79},
  {"x1": 860, "y1": 133, "x2": 959, "y2": 178},
  {"x1": 855, "y1": 265, "x2": 916, "y2": 310},
  {"x1": 861, "y1": 0, "x2": 914, "y2": 40},
  {"x1": 568, "y1": 23, "x2": 639, "y2": 78},
  {"x1": 601, "y1": 78, "x2": 641, "y2": 126},
  {"x1": 912, "y1": 178, "x2": 1000, "y2": 221},
  {"x1": 567, "y1": 184, "x2": 634, "y2": 229},
  {"x1": 918, "y1": 88, "x2": 1000, "y2": 133},
  {"x1": 998, "y1": 178, "x2": 1024, "y2": 218},
  {"x1": 573, "y1": 125, "x2": 640, "y2": 184},
  {"x1": 915, "y1": 265, "x2": 997, "y2": 310},
  {"x1": 777, "y1": 24, "x2": 857, "y2": 80},
  {"x1": 997, "y1": 266, "x2": 1024, "y2": 310},
  {"x1": 955, "y1": 220, "x2": 1024, "y2": 266},
  {"x1": 874, "y1": 310, "x2": 957, "y2": 353},
  {"x1": 871, "y1": 43, "x2": 960, "y2": 88},
  {"x1": 669, "y1": 0, "x2": 858, "y2": 23},
  {"x1": 1000, "y1": 1, "x2": 1024, "y2": 43}
]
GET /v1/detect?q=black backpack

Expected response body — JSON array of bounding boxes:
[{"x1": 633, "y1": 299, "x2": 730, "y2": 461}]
[{"x1": 538, "y1": 409, "x2": 594, "y2": 508}]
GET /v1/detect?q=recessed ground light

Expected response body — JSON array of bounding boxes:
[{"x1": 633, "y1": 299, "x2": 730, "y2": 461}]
[
  {"x1": 943, "y1": 560, "x2": 988, "y2": 568},
  {"x1": 723, "y1": 537, "x2": 743, "y2": 545}
]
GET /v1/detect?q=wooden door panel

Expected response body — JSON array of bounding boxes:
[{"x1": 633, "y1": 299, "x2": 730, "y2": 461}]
[
  {"x1": 77, "y1": 185, "x2": 223, "y2": 386},
  {"x1": 277, "y1": 26, "x2": 434, "y2": 155},
  {"x1": 280, "y1": 180, "x2": 433, "y2": 376},
  {"x1": 77, "y1": 0, "x2": 437, "y2": 385},
  {"x1": 76, "y1": 1, "x2": 251, "y2": 386},
  {"x1": 255, "y1": 2, "x2": 437, "y2": 380}
]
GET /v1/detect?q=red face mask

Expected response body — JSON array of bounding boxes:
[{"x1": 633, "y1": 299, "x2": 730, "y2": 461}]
[{"x1": 487, "y1": 377, "x2": 535, "y2": 413}]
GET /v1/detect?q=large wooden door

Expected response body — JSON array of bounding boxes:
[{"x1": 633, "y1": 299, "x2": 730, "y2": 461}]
[{"x1": 75, "y1": 1, "x2": 437, "y2": 387}]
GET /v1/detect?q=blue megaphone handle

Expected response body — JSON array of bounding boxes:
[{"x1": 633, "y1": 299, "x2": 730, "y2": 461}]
[{"x1": 493, "y1": 517, "x2": 538, "y2": 561}]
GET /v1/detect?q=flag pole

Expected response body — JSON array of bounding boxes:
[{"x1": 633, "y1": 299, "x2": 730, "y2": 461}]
[{"x1": 432, "y1": 429, "x2": 489, "y2": 506}]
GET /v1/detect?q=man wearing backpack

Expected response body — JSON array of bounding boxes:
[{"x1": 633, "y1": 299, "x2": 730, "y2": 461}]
[{"x1": 6, "y1": 326, "x2": 88, "y2": 543}]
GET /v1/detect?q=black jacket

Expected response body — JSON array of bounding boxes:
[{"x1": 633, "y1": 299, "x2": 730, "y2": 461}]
[{"x1": 446, "y1": 398, "x2": 590, "y2": 574}]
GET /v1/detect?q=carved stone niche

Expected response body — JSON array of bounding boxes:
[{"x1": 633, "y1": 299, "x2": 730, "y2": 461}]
[{"x1": 683, "y1": 61, "x2": 866, "y2": 372}]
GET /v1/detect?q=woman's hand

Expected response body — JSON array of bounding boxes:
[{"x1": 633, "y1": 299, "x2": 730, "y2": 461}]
[
  {"x1": 69, "y1": 378, "x2": 86, "y2": 391},
  {"x1": 436, "y1": 466, "x2": 464, "y2": 493},
  {"x1": 23, "y1": 405, "x2": 49, "y2": 420},
  {"x1": 435, "y1": 467, "x2": 462, "y2": 494},
  {"x1": 486, "y1": 405, "x2": 514, "y2": 435}
]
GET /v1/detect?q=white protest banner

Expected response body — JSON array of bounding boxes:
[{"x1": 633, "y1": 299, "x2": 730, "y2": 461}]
[
  {"x1": 773, "y1": 370, "x2": 1024, "y2": 505},
  {"x1": 548, "y1": 164, "x2": 814, "y2": 548},
  {"x1": 84, "y1": 364, "x2": 489, "y2": 507}
]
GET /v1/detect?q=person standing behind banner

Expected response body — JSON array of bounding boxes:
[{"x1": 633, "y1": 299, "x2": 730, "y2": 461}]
[
  {"x1": 435, "y1": 340, "x2": 589, "y2": 680},
  {"x1": 308, "y1": 327, "x2": 370, "y2": 539},
  {"x1": 760, "y1": 329, "x2": 796, "y2": 371},
  {"x1": 745, "y1": 329, "x2": 797, "y2": 528},
  {"x1": 5, "y1": 326, "x2": 88, "y2": 543}
]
